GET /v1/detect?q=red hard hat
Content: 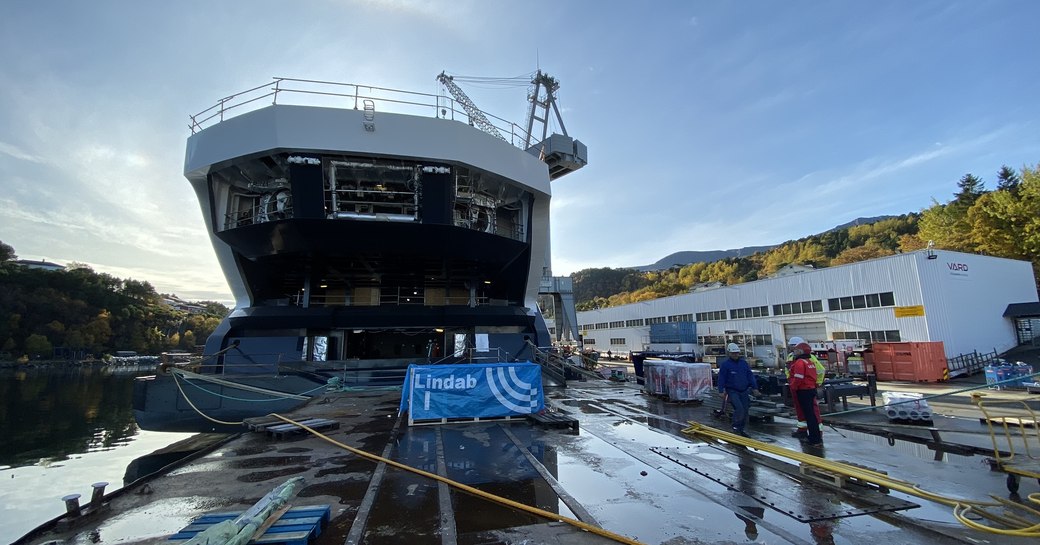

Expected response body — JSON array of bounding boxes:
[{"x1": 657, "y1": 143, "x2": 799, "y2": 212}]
[{"x1": 796, "y1": 342, "x2": 812, "y2": 354}]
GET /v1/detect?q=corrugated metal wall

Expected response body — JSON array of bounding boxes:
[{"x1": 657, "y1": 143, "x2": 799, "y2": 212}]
[
  {"x1": 576, "y1": 250, "x2": 1038, "y2": 358},
  {"x1": 918, "y1": 251, "x2": 1037, "y2": 356}
]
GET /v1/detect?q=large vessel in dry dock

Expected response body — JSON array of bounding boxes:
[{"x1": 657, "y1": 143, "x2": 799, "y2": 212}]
[{"x1": 133, "y1": 75, "x2": 587, "y2": 432}]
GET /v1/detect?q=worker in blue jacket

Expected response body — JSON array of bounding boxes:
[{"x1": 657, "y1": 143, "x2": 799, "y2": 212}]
[{"x1": 717, "y1": 343, "x2": 761, "y2": 436}]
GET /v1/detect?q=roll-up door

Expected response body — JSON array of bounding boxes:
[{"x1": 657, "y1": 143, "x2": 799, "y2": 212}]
[{"x1": 782, "y1": 322, "x2": 827, "y2": 343}]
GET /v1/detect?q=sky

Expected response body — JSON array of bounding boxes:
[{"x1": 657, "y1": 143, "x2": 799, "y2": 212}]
[{"x1": 2, "y1": 1, "x2": 1039, "y2": 305}]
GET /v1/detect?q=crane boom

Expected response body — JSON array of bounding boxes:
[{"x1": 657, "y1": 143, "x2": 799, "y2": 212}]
[{"x1": 436, "y1": 72, "x2": 507, "y2": 141}]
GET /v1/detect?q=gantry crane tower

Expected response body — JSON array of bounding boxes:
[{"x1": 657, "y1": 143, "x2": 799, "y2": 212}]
[{"x1": 437, "y1": 70, "x2": 587, "y2": 180}]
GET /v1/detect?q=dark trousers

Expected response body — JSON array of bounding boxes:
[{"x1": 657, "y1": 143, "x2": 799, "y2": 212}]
[
  {"x1": 795, "y1": 389, "x2": 822, "y2": 443},
  {"x1": 727, "y1": 389, "x2": 751, "y2": 432}
]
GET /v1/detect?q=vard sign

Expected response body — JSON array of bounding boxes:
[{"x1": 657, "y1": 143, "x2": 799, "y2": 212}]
[
  {"x1": 947, "y1": 261, "x2": 970, "y2": 279},
  {"x1": 399, "y1": 362, "x2": 544, "y2": 423}
]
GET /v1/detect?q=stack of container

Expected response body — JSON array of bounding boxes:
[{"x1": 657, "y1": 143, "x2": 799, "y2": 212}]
[
  {"x1": 643, "y1": 360, "x2": 670, "y2": 396},
  {"x1": 642, "y1": 359, "x2": 711, "y2": 401},
  {"x1": 882, "y1": 391, "x2": 933, "y2": 421}
]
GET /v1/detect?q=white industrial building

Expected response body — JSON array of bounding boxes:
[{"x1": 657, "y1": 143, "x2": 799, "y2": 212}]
[{"x1": 577, "y1": 249, "x2": 1039, "y2": 366}]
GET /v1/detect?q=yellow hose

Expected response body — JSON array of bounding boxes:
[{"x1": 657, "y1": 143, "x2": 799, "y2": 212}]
[
  {"x1": 270, "y1": 414, "x2": 648, "y2": 545},
  {"x1": 682, "y1": 422, "x2": 1040, "y2": 537}
]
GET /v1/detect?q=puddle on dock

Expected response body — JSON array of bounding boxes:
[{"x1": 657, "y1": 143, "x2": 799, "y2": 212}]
[
  {"x1": 549, "y1": 426, "x2": 788, "y2": 544},
  {"x1": 62, "y1": 496, "x2": 227, "y2": 544},
  {"x1": 228, "y1": 455, "x2": 312, "y2": 468},
  {"x1": 237, "y1": 465, "x2": 309, "y2": 482},
  {"x1": 574, "y1": 411, "x2": 979, "y2": 544}
]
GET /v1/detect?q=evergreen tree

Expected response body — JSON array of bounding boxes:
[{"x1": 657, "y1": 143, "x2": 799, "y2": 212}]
[
  {"x1": 954, "y1": 173, "x2": 985, "y2": 206},
  {"x1": 0, "y1": 241, "x2": 15, "y2": 262},
  {"x1": 996, "y1": 165, "x2": 1021, "y2": 193}
]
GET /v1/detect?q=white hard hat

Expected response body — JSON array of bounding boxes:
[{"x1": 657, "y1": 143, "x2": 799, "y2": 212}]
[
  {"x1": 788, "y1": 336, "x2": 805, "y2": 346},
  {"x1": 727, "y1": 343, "x2": 740, "y2": 353}
]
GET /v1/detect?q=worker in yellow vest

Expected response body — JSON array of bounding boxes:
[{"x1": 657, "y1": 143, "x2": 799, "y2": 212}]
[{"x1": 784, "y1": 336, "x2": 826, "y2": 438}]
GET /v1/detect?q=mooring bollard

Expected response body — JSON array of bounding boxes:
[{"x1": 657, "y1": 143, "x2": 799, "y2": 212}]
[
  {"x1": 62, "y1": 493, "x2": 82, "y2": 517},
  {"x1": 90, "y1": 482, "x2": 108, "y2": 509}
]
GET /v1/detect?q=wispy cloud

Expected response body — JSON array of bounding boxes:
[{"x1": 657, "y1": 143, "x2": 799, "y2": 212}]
[{"x1": 0, "y1": 141, "x2": 44, "y2": 163}]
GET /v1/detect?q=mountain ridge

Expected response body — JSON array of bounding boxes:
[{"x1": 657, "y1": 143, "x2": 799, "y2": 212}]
[{"x1": 635, "y1": 215, "x2": 896, "y2": 271}]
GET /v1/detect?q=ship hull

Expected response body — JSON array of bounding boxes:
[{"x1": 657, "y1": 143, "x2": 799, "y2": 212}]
[{"x1": 135, "y1": 84, "x2": 557, "y2": 432}]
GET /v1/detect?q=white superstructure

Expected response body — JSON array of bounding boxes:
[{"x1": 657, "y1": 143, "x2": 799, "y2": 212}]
[{"x1": 578, "y1": 250, "x2": 1038, "y2": 365}]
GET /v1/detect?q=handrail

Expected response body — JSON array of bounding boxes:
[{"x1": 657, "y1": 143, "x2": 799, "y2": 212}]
[{"x1": 188, "y1": 77, "x2": 537, "y2": 149}]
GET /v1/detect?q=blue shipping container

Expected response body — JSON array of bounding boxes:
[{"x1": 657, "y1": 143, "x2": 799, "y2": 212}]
[{"x1": 649, "y1": 322, "x2": 696, "y2": 343}]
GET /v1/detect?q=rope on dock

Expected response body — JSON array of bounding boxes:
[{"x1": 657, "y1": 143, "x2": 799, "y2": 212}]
[{"x1": 268, "y1": 413, "x2": 651, "y2": 545}]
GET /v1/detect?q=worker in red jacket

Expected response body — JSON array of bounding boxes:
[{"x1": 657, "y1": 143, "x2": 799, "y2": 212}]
[{"x1": 789, "y1": 343, "x2": 823, "y2": 447}]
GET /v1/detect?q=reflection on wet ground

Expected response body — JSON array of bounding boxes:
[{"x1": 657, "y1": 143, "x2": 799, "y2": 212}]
[
  {"x1": 67, "y1": 496, "x2": 225, "y2": 545},
  {"x1": 559, "y1": 386, "x2": 987, "y2": 544},
  {"x1": 23, "y1": 382, "x2": 1036, "y2": 545}
]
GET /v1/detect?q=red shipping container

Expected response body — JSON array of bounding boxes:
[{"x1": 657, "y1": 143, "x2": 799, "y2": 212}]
[{"x1": 871, "y1": 341, "x2": 948, "y2": 382}]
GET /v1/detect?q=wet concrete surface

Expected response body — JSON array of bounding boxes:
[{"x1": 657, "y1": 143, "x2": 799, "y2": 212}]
[{"x1": 18, "y1": 380, "x2": 1040, "y2": 545}]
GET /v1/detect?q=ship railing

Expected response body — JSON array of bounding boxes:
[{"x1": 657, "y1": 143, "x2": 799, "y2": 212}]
[
  {"x1": 461, "y1": 347, "x2": 510, "y2": 364},
  {"x1": 189, "y1": 77, "x2": 538, "y2": 149}
]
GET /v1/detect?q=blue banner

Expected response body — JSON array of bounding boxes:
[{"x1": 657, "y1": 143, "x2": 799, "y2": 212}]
[{"x1": 399, "y1": 362, "x2": 544, "y2": 421}]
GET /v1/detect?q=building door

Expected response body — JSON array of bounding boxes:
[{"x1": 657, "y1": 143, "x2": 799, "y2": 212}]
[
  {"x1": 782, "y1": 322, "x2": 827, "y2": 343},
  {"x1": 1015, "y1": 318, "x2": 1040, "y2": 345}
]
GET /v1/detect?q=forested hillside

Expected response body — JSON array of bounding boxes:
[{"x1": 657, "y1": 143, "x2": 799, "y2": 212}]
[
  {"x1": 0, "y1": 241, "x2": 228, "y2": 362},
  {"x1": 575, "y1": 163, "x2": 1040, "y2": 310}
]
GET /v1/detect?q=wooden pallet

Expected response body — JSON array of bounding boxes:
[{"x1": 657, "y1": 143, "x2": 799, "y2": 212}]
[
  {"x1": 528, "y1": 411, "x2": 579, "y2": 432},
  {"x1": 799, "y1": 464, "x2": 848, "y2": 488},
  {"x1": 169, "y1": 504, "x2": 331, "y2": 545},
  {"x1": 408, "y1": 414, "x2": 521, "y2": 427},
  {"x1": 800, "y1": 463, "x2": 890, "y2": 493},
  {"x1": 979, "y1": 416, "x2": 1038, "y2": 429}
]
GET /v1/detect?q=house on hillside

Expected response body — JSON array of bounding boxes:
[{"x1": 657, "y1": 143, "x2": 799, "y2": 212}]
[
  {"x1": 14, "y1": 259, "x2": 65, "y2": 271},
  {"x1": 770, "y1": 264, "x2": 814, "y2": 278}
]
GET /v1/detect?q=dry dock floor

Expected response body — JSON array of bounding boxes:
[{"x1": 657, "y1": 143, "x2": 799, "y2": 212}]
[{"x1": 20, "y1": 378, "x2": 1040, "y2": 545}]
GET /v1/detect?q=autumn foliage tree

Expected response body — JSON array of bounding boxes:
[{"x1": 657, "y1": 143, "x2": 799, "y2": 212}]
[
  {"x1": 572, "y1": 162, "x2": 1040, "y2": 308},
  {"x1": 0, "y1": 242, "x2": 229, "y2": 362}
]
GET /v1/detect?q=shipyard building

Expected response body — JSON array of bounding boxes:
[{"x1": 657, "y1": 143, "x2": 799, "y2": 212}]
[{"x1": 576, "y1": 249, "x2": 1039, "y2": 366}]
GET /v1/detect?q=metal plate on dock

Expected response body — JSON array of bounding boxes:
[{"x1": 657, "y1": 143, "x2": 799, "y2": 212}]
[
  {"x1": 527, "y1": 411, "x2": 579, "y2": 431},
  {"x1": 650, "y1": 446, "x2": 918, "y2": 523}
]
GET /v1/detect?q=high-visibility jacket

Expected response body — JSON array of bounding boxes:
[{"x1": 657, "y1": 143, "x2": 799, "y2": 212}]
[
  {"x1": 789, "y1": 357, "x2": 818, "y2": 391},
  {"x1": 785, "y1": 353, "x2": 825, "y2": 386}
]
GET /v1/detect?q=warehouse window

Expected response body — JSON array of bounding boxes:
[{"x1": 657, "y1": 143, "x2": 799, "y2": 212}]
[
  {"x1": 730, "y1": 305, "x2": 769, "y2": 319},
  {"x1": 609, "y1": 321, "x2": 624, "y2": 328},
  {"x1": 696, "y1": 310, "x2": 726, "y2": 321},
  {"x1": 773, "y1": 300, "x2": 822, "y2": 316},
  {"x1": 668, "y1": 314, "x2": 693, "y2": 322},
  {"x1": 610, "y1": 338, "x2": 626, "y2": 345},
  {"x1": 753, "y1": 334, "x2": 773, "y2": 345},
  {"x1": 833, "y1": 330, "x2": 901, "y2": 342},
  {"x1": 829, "y1": 291, "x2": 897, "y2": 311},
  {"x1": 584, "y1": 338, "x2": 596, "y2": 345},
  {"x1": 595, "y1": 322, "x2": 608, "y2": 329},
  {"x1": 646, "y1": 316, "x2": 667, "y2": 325},
  {"x1": 625, "y1": 318, "x2": 645, "y2": 327}
]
